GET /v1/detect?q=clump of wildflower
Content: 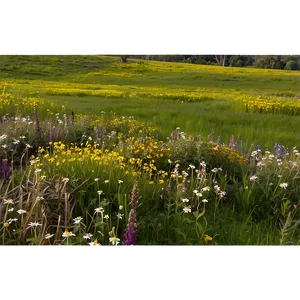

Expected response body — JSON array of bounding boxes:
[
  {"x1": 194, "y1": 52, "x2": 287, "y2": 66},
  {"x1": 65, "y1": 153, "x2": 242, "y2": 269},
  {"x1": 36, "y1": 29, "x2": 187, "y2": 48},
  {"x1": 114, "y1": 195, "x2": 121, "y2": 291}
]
[{"x1": 124, "y1": 184, "x2": 139, "y2": 245}]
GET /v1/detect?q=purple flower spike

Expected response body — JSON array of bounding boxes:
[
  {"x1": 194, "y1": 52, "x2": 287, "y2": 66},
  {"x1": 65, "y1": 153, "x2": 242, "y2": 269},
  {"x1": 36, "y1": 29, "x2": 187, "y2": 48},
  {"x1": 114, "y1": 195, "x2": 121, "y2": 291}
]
[
  {"x1": 124, "y1": 184, "x2": 139, "y2": 245},
  {"x1": 2, "y1": 159, "x2": 10, "y2": 183}
]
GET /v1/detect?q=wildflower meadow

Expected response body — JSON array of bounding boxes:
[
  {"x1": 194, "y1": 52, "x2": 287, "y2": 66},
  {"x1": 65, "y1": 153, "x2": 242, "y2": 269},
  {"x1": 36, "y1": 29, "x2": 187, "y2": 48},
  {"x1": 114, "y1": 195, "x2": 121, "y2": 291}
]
[{"x1": 1, "y1": 55, "x2": 300, "y2": 245}]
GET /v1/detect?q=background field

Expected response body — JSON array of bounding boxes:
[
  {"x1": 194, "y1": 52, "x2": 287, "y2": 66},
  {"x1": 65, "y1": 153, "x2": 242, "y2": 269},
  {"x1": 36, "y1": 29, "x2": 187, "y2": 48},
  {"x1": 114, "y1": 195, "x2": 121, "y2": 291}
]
[{"x1": 1, "y1": 55, "x2": 299, "y2": 151}]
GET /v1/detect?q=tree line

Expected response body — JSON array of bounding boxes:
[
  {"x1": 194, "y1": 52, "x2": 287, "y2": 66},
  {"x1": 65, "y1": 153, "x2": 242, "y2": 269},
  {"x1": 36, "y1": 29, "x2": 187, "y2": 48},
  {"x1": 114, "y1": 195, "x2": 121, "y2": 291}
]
[{"x1": 120, "y1": 55, "x2": 300, "y2": 70}]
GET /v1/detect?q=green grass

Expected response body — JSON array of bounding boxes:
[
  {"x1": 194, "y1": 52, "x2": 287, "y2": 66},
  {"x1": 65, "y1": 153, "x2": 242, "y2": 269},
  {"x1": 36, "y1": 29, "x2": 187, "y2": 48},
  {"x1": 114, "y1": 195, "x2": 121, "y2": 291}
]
[{"x1": 1, "y1": 55, "x2": 300, "y2": 150}]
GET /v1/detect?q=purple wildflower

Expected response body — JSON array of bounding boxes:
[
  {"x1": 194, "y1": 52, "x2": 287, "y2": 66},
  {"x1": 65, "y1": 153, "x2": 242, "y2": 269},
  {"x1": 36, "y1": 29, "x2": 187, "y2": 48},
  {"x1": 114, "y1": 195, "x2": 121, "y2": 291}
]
[
  {"x1": 2, "y1": 159, "x2": 10, "y2": 183},
  {"x1": 57, "y1": 128, "x2": 61, "y2": 141},
  {"x1": 34, "y1": 104, "x2": 42, "y2": 136},
  {"x1": 229, "y1": 135, "x2": 235, "y2": 150},
  {"x1": 95, "y1": 127, "x2": 99, "y2": 140},
  {"x1": 49, "y1": 125, "x2": 53, "y2": 143},
  {"x1": 124, "y1": 184, "x2": 139, "y2": 245},
  {"x1": 274, "y1": 143, "x2": 287, "y2": 156}
]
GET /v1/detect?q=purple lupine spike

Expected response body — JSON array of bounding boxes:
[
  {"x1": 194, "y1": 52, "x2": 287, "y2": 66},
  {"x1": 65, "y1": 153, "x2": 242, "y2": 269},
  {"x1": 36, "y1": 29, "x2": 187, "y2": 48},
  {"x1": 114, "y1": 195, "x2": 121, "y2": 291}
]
[
  {"x1": 1, "y1": 159, "x2": 10, "y2": 183},
  {"x1": 234, "y1": 142, "x2": 239, "y2": 151},
  {"x1": 229, "y1": 135, "x2": 235, "y2": 150},
  {"x1": 49, "y1": 124, "x2": 53, "y2": 143},
  {"x1": 124, "y1": 184, "x2": 139, "y2": 245},
  {"x1": 57, "y1": 128, "x2": 61, "y2": 141},
  {"x1": 95, "y1": 127, "x2": 99, "y2": 140},
  {"x1": 34, "y1": 104, "x2": 42, "y2": 136}
]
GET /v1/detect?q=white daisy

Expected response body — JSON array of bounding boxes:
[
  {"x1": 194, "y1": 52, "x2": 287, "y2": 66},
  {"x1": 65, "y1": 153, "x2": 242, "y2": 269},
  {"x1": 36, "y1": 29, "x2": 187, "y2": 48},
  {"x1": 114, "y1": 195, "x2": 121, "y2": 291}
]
[{"x1": 109, "y1": 236, "x2": 120, "y2": 246}]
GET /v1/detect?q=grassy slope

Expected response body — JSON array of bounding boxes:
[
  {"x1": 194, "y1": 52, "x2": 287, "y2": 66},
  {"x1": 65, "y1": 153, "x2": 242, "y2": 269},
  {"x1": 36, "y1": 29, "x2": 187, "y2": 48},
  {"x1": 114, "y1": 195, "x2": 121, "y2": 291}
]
[{"x1": 1, "y1": 55, "x2": 299, "y2": 150}]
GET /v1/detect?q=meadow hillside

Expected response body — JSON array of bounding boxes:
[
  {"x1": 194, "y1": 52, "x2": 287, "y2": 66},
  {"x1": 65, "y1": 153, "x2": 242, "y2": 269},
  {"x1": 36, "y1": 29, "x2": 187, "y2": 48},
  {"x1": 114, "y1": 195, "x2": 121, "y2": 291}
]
[{"x1": 0, "y1": 55, "x2": 300, "y2": 245}]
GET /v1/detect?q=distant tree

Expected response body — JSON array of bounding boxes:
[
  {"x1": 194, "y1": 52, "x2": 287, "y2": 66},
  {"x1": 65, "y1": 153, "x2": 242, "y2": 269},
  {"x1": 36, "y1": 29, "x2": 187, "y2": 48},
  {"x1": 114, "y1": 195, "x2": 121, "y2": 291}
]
[
  {"x1": 284, "y1": 60, "x2": 299, "y2": 70},
  {"x1": 229, "y1": 55, "x2": 254, "y2": 67},
  {"x1": 120, "y1": 56, "x2": 129, "y2": 63},
  {"x1": 215, "y1": 55, "x2": 227, "y2": 66}
]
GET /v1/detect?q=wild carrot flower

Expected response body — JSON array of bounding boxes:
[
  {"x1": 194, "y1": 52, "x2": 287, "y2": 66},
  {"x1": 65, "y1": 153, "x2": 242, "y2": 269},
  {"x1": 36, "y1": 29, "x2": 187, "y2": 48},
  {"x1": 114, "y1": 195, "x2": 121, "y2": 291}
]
[
  {"x1": 104, "y1": 180, "x2": 109, "y2": 184},
  {"x1": 182, "y1": 198, "x2": 189, "y2": 203},
  {"x1": 97, "y1": 190, "x2": 104, "y2": 195},
  {"x1": 118, "y1": 180, "x2": 123, "y2": 184},
  {"x1": 104, "y1": 214, "x2": 109, "y2": 219}
]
